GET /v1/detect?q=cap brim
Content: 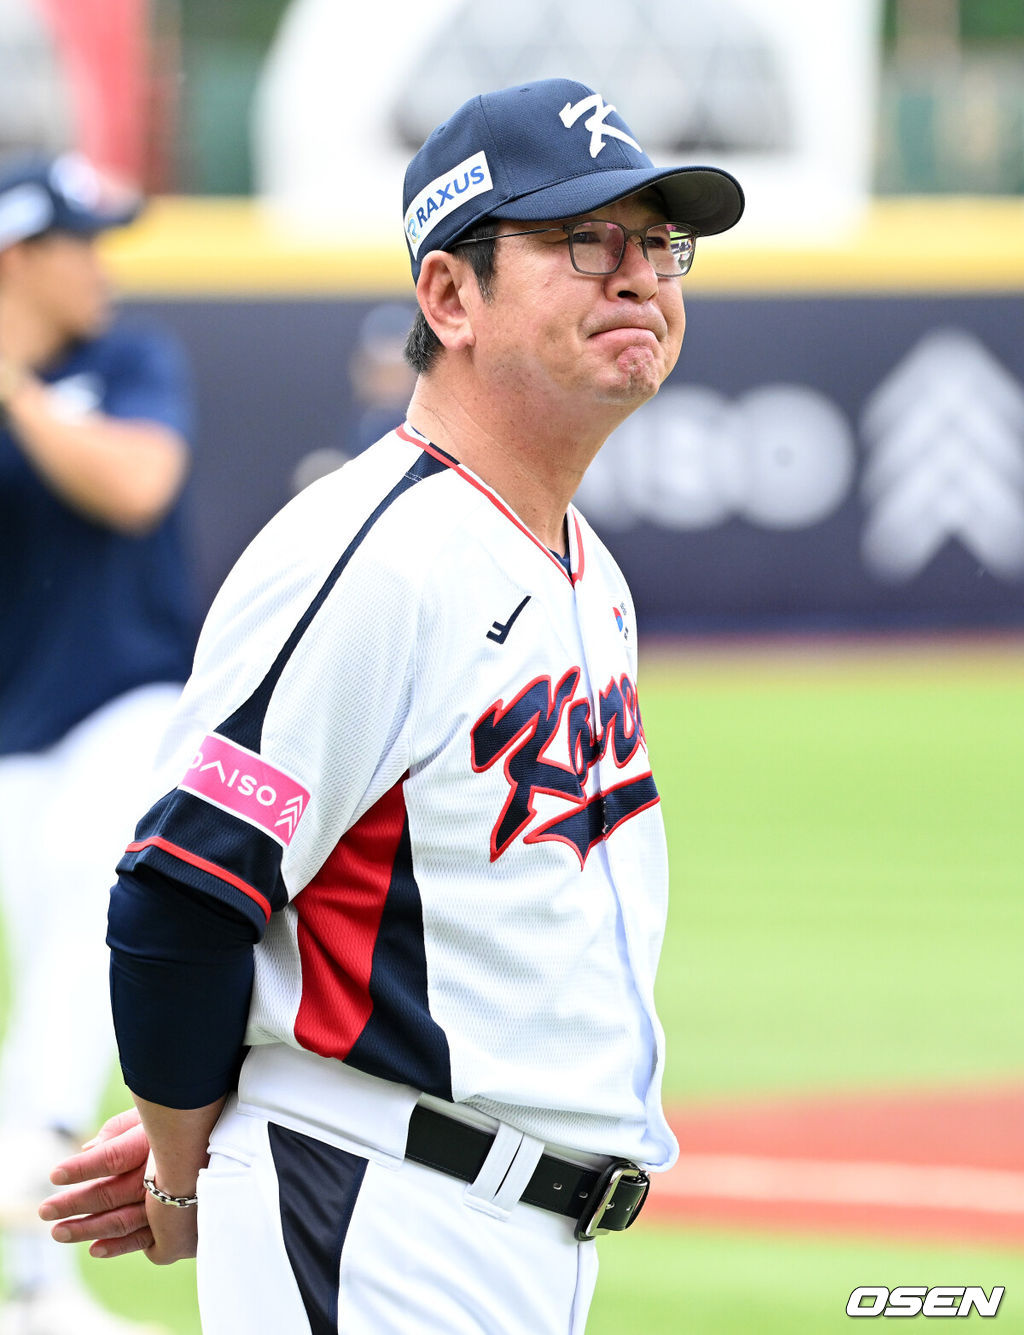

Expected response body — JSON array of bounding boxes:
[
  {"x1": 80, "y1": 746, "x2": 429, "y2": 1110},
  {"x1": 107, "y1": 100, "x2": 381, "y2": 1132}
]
[
  {"x1": 488, "y1": 164, "x2": 744, "y2": 236},
  {"x1": 64, "y1": 198, "x2": 143, "y2": 236}
]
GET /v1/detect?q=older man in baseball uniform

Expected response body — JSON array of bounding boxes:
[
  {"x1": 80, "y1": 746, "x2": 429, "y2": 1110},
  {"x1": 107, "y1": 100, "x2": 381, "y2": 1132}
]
[{"x1": 39, "y1": 79, "x2": 743, "y2": 1334}]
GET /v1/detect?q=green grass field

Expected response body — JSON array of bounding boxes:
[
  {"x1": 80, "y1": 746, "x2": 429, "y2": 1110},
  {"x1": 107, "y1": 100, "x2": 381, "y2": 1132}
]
[
  {"x1": 644, "y1": 641, "x2": 1024, "y2": 1101},
  {"x1": 4, "y1": 636, "x2": 1023, "y2": 1332}
]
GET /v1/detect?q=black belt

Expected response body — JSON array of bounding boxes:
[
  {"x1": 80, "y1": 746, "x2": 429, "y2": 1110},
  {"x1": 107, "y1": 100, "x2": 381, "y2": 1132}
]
[{"x1": 405, "y1": 1104, "x2": 650, "y2": 1241}]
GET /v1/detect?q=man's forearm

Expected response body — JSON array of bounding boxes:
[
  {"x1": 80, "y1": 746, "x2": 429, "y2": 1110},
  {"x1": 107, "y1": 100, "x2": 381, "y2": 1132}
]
[
  {"x1": 109, "y1": 868, "x2": 257, "y2": 1110},
  {"x1": 1, "y1": 365, "x2": 188, "y2": 533}
]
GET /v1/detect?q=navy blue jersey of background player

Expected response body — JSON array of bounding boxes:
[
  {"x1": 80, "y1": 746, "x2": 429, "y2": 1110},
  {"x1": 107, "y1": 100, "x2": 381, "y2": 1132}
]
[{"x1": 0, "y1": 318, "x2": 198, "y2": 756}]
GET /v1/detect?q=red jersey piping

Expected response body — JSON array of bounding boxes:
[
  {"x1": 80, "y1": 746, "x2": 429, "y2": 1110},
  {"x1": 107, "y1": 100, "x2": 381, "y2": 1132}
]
[{"x1": 124, "y1": 836, "x2": 273, "y2": 922}]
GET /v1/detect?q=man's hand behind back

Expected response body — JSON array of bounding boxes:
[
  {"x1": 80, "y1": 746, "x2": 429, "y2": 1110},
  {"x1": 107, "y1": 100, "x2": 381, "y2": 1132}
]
[{"x1": 38, "y1": 1107, "x2": 154, "y2": 1258}]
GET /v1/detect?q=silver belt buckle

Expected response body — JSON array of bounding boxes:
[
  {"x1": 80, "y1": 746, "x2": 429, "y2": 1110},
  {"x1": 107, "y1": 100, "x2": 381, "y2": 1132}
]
[{"x1": 574, "y1": 1159, "x2": 650, "y2": 1241}]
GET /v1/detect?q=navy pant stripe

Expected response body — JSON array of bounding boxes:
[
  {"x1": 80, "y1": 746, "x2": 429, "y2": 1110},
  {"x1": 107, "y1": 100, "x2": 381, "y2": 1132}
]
[{"x1": 268, "y1": 1122, "x2": 368, "y2": 1335}]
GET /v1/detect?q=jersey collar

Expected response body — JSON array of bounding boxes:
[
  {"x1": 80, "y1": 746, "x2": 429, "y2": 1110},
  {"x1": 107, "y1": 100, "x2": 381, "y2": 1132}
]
[{"x1": 397, "y1": 422, "x2": 585, "y2": 586}]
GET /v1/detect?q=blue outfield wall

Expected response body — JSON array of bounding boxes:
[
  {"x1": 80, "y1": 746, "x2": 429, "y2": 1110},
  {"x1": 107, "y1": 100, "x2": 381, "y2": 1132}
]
[{"x1": 127, "y1": 286, "x2": 1024, "y2": 634}]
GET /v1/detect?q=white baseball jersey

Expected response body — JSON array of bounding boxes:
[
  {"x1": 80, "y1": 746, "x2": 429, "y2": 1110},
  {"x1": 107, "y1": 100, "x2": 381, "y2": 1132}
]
[{"x1": 122, "y1": 424, "x2": 677, "y2": 1169}]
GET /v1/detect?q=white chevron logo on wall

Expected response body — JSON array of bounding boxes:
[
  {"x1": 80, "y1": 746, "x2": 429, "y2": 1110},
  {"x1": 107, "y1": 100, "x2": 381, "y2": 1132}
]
[{"x1": 860, "y1": 329, "x2": 1024, "y2": 581}]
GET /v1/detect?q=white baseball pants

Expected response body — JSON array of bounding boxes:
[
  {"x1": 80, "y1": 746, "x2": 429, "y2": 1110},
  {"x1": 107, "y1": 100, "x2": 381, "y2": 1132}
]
[{"x1": 197, "y1": 1097, "x2": 600, "y2": 1335}]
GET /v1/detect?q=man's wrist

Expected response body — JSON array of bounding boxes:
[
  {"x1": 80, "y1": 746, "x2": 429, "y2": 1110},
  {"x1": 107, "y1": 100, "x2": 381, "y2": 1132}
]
[{"x1": 143, "y1": 1152, "x2": 199, "y2": 1208}]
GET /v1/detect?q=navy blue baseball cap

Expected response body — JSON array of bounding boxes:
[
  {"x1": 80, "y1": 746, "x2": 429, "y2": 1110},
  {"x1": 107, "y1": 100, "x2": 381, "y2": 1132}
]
[
  {"x1": 0, "y1": 152, "x2": 141, "y2": 253},
  {"x1": 403, "y1": 78, "x2": 744, "y2": 280}
]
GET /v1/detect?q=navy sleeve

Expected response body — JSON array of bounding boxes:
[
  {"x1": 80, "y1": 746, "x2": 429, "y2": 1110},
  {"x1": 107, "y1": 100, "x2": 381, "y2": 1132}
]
[
  {"x1": 108, "y1": 866, "x2": 257, "y2": 1109},
  {"x1": 103, "y1": 323, "x2": 196, "y2": 442}
]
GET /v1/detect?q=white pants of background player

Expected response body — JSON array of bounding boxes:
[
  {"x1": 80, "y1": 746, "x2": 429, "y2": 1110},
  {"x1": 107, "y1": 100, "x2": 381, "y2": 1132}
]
[
  {"x1": 198, "y1": 1095, "x2": 600, "y2": 1335},
  {"x1": 0, "y1": 682, "x2": 180, "y2": 1293}
]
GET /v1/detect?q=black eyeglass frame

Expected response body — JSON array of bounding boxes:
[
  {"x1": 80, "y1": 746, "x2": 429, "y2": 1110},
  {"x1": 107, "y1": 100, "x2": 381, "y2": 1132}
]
[{"x1": 450, "y1": 219, "x2": 698, "y2": 278}]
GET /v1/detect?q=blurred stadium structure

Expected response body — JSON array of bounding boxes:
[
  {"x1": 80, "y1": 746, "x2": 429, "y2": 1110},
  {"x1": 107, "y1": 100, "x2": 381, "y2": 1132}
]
[
  {"x1": 3, "y1": 0, "x2": 1024, "y2": 634},
  {"x1": 252, "y1": 0, "x2": 878, "y2": 241},
  {"x1": 880, "y1": 0, "x2": 1024, "y2": 193},
  {"x1": 2, "y1": 0, "x2": 1023, "y2": 197},
  {"x1": 0, "y1": 0, "x2": 171, "y2": 184}
]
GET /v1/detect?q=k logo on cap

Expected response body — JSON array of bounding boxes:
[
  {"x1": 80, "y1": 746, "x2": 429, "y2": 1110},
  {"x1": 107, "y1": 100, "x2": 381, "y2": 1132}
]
[{"x1": 558, "y1": 94, "x2": 643, "y2": 159}]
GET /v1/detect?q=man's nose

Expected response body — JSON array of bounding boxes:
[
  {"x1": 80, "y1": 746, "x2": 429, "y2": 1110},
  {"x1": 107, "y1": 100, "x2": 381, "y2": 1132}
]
[{"x1": 610, "y1": 232, "x2": 659, "y2": 298}]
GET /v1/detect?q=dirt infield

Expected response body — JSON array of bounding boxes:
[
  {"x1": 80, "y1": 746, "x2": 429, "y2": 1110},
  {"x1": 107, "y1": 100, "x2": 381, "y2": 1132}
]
[{"x1": 655, "y1": 1085, "x2": 1024, "y2": 1244}]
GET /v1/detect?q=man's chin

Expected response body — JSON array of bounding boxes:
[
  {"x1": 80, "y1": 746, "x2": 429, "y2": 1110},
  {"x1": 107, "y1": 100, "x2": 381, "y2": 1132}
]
[{"x1": 600, "y1": 350, "x2": 665, "y2": 403}]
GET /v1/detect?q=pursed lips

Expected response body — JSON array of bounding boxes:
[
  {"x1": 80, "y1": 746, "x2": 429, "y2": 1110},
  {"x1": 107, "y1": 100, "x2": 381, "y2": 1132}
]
[{"x1": 587, "y1": 321, "x2": 664, "y2": 345}]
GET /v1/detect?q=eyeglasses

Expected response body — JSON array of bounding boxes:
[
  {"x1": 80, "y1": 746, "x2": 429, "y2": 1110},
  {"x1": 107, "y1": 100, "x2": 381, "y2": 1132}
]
[{"x1": 451, "y1": 220, "x2": 697, "y2": 278}]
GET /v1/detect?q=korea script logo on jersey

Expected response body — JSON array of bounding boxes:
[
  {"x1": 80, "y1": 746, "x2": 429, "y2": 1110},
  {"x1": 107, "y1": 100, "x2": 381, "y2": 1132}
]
[
  {"x1": 180, "y1": 734, "x2": 310, "y2": 847},
  {"x1": 471, "y1": 668, "x2": 658, "y2": 867}
]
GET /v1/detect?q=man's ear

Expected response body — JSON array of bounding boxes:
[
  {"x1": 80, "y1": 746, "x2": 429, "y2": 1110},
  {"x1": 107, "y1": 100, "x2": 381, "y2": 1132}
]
[
  {"x1": 0, "y1": 240, "x2": 26, "y2": 283},
  {"x1": 415, "y1": 251, "x2": 480, "y2": 354}
]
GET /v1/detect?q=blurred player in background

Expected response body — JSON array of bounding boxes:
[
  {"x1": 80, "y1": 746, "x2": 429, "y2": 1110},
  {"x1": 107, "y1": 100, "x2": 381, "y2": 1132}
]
[
  {"x1": 38, "y1": 80, "x2": 742, "y2": 1333},
  {"x1": 290, "y1": 301, "x2": 418, "y2": 495},
  {"x1": 346, "y1": 302, "x2": 418, "y2": 455},
  {"x1": 0, "y1": 152, "x2": 195, "y2": 1335}
]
